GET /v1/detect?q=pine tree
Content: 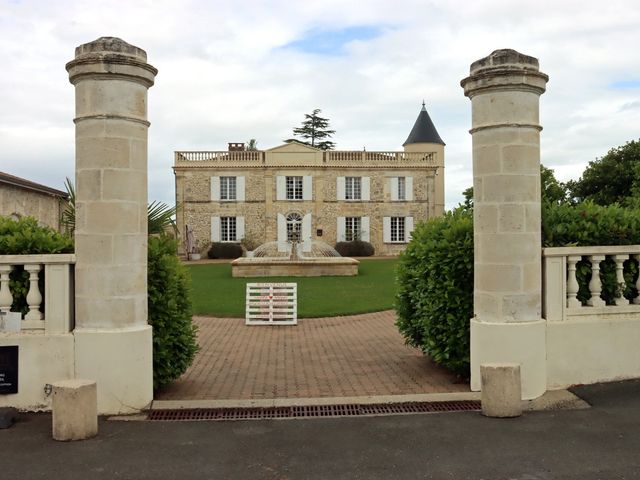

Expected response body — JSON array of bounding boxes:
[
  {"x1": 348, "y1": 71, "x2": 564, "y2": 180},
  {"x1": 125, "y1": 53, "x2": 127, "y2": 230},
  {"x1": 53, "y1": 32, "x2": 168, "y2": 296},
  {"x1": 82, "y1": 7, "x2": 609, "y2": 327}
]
[{"x1": 290, "y1": 108, "x2": 336, "y2": 150}]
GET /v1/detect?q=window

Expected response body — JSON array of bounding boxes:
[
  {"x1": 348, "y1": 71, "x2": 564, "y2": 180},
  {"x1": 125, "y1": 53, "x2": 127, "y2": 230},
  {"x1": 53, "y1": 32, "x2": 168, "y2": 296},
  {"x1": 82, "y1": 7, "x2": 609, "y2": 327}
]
[
  {"x1": 345, "y1": 217, "x2": 362, "y2": 241},
  {"x1": 286, "y1": 212, "x2": 303, "y2": 242},
  {"x1": 345, "y1": 177, "x2": 362, "y2": 200},
  {"x1": 220, "y1": 217, "x2": 236, "y2": 242},
  {"x1": 220, "y1": 177, "x2": 236, "y2": 200},
  {"x1": 390, "y1": 217, "x2": 405, "y2": 243},
  {"x1": 286, "y1": 176, "x2": 303, "y2": 200},
  {"x1": 397, "y1": 177, "x2": 406, "y2": 201}
]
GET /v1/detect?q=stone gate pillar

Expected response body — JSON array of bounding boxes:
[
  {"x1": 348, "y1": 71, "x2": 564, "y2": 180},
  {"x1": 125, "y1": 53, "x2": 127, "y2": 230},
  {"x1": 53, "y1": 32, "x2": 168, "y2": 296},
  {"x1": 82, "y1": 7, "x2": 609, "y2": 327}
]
[
  {"x1": 461, "y1": 50, "x2": 548, "y2": 399},
  {"x1": 67, "y1": 37, "x2": 158, "y2": 414}
]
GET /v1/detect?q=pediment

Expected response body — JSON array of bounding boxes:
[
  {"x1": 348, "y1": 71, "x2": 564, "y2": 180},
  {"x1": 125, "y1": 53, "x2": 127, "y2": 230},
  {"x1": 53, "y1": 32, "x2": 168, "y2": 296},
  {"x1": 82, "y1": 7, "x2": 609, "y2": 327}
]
[{"x1": 266, "y1": 141, "x2": 321, "y2": 153}]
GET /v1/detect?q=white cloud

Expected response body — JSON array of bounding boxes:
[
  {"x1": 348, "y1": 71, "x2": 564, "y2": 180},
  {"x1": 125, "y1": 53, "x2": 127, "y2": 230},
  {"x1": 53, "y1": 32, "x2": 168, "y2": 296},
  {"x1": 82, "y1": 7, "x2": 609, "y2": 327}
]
[{"x1": 1, "y1": 0, "x2": 639, "y2": 210}]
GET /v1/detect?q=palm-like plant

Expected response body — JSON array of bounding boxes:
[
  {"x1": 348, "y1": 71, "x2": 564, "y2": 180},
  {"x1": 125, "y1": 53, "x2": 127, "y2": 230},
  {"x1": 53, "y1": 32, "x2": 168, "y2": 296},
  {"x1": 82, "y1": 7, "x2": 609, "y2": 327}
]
[
  {"x1": 147, "y1": 200, "x2": 178, "y2": 235},
  {"x1": 61, "y1": 177, "x2": 75, "y2": 235}
]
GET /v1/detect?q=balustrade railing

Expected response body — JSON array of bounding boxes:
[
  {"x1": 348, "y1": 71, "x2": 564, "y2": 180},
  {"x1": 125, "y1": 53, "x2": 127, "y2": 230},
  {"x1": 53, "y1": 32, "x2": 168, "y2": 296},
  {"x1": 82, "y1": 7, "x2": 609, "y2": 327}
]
[
  {"x1": 175, "y1": 151, "x2": 264, "y2": 164},
  {"x1": 175, "y1": 150, "x2": 437, "y2": 165},
  {"x1": 543, "y1": 246, "x2": 640, "y2": 322},
  {"x1": 0, "y1": 254, "x2": 75, "y2": 334},
  {"x1": 324, "y1": 151, "x2": 437, "y2": 164}
]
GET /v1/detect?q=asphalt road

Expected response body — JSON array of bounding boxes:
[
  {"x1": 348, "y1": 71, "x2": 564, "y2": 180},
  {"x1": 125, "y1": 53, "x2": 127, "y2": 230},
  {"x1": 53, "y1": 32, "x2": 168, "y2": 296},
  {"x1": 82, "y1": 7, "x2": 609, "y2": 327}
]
[{"x1": 1, "y1": 380, "x2": 639, "y2": 479}]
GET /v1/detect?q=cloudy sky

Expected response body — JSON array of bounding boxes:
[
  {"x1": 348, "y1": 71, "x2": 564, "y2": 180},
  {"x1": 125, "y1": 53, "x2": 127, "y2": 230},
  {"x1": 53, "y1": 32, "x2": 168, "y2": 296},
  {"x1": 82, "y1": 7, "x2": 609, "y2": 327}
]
[{"x1": 1, "y1": 0, "x2": 639, "y2": 208}]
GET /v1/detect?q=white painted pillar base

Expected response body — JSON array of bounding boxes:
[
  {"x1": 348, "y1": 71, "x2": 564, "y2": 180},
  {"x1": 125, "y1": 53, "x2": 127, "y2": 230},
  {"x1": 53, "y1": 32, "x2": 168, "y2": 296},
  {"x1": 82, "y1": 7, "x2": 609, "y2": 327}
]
[
  {"x1": 471, "y1": 318, "x2": 546, "y2": 400},
  {"x1": 74, "y1": 325, "x2": 152, "y2": 415}
]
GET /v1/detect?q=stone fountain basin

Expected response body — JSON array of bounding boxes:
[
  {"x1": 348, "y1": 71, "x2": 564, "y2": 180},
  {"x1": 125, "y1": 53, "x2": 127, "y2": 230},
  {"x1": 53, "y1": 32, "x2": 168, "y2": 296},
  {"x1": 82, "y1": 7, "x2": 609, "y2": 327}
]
[{"x1": 231, "y1": 257, "x2": 359, "y2": 277}]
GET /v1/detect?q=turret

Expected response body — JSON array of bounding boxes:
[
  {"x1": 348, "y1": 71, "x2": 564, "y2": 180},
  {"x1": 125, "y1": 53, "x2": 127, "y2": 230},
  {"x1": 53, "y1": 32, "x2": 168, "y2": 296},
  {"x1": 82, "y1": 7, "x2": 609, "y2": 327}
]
[{"x1": 403, "y1": 102, "x2": 445, "y2": 215}]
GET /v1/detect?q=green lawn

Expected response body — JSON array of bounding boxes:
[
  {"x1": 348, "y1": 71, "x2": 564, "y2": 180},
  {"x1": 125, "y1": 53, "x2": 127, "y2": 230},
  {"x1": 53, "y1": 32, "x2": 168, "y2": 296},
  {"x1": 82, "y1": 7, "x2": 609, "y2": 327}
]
[{"x1": 187, "y1": 259, "x2": 399, "y2": 318}]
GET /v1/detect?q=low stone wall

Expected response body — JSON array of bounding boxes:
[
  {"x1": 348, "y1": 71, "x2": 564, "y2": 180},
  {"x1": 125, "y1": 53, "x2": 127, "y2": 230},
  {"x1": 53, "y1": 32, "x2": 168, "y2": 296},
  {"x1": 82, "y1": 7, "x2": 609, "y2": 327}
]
[{"x1": 231, "y1": 257, "x2": 359, "y2": 277}]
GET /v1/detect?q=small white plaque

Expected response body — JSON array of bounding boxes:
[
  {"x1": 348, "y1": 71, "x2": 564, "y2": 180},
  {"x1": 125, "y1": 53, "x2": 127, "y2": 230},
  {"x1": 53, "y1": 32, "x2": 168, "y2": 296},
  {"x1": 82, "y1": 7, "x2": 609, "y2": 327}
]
[{"x1": 0, "y1": 312, "x2": 21, "y2": 332}]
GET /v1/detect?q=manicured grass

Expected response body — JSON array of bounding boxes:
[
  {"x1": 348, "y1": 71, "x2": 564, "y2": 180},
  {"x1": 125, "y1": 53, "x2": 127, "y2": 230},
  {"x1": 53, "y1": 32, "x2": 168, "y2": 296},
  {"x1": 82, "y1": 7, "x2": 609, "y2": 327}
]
[{"x1": 187, "y1": 259, "x2": 398, "y2": 318}]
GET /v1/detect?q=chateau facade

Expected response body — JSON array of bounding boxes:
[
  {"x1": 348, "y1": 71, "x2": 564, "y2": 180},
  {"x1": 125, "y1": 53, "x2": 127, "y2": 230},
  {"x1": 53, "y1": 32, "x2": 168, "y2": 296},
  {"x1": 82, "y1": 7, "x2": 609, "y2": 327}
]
[{"x1": 174, "y1": 105, "x2": 445, "y2": 256}]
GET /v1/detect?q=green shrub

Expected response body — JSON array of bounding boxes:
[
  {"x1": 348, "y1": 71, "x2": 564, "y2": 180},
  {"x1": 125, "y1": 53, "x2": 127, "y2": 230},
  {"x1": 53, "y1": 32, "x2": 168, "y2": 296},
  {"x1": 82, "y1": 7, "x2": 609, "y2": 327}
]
[
  {"x1": 542, "y1": 201, "x2": 640, "y2": 247},
  {"x1": 543, "y1": 201, "x2": 640, "y2": 304},
  {"x1": 0, "y1": 216, "x2": 74, "y2": 313},
  {"x1": 396, "y1": 200, "x2": 640, "y2": 376},
  {"x1": 148, "y1": 235, "x2": 198, "y2": 390},
  {"x1": 208, "y1": 242, "x2": 243, "y2": 259},
  {"x1": 334, "y1": 240, "x2": 375, "y2": 257},
  {"x1": 395, "y1": 209, "x2": 473, "y2": 375}
]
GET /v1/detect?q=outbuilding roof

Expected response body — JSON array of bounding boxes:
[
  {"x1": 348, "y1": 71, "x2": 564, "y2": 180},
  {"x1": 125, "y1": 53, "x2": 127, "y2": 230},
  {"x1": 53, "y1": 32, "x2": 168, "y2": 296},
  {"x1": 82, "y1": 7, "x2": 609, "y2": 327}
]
[{"x1": 0, "y1": 171, "x2": 68, "y2": 198}]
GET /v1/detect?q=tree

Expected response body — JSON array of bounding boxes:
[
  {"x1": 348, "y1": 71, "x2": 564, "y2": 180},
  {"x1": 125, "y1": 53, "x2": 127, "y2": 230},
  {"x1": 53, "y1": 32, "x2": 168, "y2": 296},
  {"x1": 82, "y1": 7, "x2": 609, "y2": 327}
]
[
  {"x1": 290, "y1": 108, "x2": 336, "y2": 150},
  {"x1": 540, "y1": 165, "x2": 570, "y2": 205},
  {"x1": 246, "y1": 139, "x2": 258, "y2": 151},
  {"x1": 568, "y1": 139, "x2": 640, "y2": 205}
]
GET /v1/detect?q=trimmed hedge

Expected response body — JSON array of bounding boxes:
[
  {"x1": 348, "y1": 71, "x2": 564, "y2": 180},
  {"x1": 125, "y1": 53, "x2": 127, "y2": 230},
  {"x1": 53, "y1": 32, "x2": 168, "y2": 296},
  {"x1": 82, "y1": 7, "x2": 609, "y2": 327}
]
[
  {"x1": 208, "y1": 242, "x2": 243, "y2": 259},
  {"x1": 0, "y1": 216, "x2": 73, "y2": 314},
  {"x1": 334, "y1": 240, "x2": 375, "y2": 257},
  {"x1": 395, "y1": 209, "x2": 473, "y2": 375},
  {"x1": 148, "y1": 235, "x2": 198, "y2": 389},
  {"x1": 395, "y1": 201, "x2": 640, "y2": 376}
]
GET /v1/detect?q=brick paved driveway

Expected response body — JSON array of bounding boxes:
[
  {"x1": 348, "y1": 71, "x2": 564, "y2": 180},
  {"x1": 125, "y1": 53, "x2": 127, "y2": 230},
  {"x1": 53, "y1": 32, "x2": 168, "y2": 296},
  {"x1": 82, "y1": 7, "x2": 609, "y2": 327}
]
[{"x1": 155, "y1": 310, "x2": 469, "y2": 400}]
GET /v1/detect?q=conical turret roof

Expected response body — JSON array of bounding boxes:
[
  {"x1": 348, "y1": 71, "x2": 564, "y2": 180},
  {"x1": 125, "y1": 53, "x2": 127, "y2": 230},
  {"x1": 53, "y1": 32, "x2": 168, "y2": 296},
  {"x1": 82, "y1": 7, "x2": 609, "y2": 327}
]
[{"x1": 403, "y1": 102, "x2": 445, "y2": 146}]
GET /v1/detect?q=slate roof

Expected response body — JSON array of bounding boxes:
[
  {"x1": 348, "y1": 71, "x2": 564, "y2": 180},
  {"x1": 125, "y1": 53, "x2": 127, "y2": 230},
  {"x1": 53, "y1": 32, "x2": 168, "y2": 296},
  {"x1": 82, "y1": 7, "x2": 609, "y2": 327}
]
[{"x1": 402, "y1": 103, "x2": 445, "y2": 146}]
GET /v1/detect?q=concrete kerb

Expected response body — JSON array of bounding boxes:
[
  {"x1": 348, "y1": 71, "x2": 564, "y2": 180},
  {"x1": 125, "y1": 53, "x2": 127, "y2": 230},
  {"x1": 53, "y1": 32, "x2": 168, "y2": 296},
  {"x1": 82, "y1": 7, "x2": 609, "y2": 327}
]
[{"x1": 106, "y1": 389, "x2": 589, "y2": 421}]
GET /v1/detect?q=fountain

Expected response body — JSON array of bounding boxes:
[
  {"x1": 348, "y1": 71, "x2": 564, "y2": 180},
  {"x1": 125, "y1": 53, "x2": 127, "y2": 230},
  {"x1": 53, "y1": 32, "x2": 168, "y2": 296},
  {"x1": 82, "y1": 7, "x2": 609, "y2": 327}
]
[{"x1": 231, "y1": 234, "x2": 359, "y2": 277}]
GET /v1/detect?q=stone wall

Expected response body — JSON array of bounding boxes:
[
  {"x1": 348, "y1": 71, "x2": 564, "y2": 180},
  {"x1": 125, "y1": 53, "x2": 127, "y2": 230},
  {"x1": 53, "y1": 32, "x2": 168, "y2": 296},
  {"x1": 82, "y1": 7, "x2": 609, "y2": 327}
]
[
  {"x1": 175, "y1": 165, "x2": 435, "y2": 256},
  {"x1": 0, "y1": 183, "x2": 66, "y2": 231}
]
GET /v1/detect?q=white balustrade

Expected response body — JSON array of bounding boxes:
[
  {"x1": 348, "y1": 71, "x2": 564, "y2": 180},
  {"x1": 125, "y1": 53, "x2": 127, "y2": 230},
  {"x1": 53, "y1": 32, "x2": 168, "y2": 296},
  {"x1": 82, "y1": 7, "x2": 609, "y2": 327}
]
[
  {"x1": 175, "y1": 150, "x2": 437, "y2": 166},
  {"x1": 324, "y1": 150, "x2": 437, "y2": 165},
  {"x1": 175, "y1": 151, "x2": 264, "y2": 164},
  {"x1": 543, "y1": 246, "x2": 640, "y2": 322},
  {"x1": 566, "y1": 256, "x2": 581, "y2": 308},
  {"x1": 0, "y1": 254, "x2": 75, "y2": 334},
  {"x1": 587, "y1": 255, "x2": 605, "y2": 307}
]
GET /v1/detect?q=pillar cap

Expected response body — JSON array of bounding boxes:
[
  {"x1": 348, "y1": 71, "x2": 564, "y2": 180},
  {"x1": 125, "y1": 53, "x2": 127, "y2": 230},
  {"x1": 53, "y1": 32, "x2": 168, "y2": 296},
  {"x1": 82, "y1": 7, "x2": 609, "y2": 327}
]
[
  {"x1": 66, "y1": 37, "x2": 157, "y2": 87},
  {"x1": 461, "y1": 49, "x2": 548, "y2": 98}
]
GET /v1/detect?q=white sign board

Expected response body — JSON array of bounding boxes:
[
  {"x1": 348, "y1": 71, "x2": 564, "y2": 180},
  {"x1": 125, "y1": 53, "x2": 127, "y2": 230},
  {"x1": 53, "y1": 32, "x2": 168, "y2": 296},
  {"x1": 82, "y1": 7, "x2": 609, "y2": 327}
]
[
  {"x1": 0, "y1": 312, "x2": 21, "y2": 332},
  {"x1": 246, "y1": 283, "x2": 297, "y2": 326}
]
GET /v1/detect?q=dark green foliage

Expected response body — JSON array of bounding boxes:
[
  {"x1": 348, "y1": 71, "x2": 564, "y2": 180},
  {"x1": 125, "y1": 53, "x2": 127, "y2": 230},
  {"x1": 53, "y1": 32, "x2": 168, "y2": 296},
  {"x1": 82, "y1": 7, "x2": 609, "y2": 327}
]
[
  {"x1": 396, "y1": 196, "x2": 640, "y2": 376},
  {"x1": 0, "y1": 216, "x2": 73, "y2": 313},
  {"x1": 148, "y1": 236, "x2": 198, "y2": 390},
  {"x1": 542, "y1": 201, "x2": 640, "y2": 247},
  {"x1": 334, "y1": 240, "x2": 375, "y2": 257},
  {"x1": 0, "y1": 216, "x2": 74, "y2": 255},
  {"x1": 395, "y1": 209, "x2": 474, "y2": 376},
  {"x1": 290, "y1": 108, "x2": 336, "y2": 150},
  {"x1": 543, "y1": 201, "x2": 640, "y2": 305},
  {"x1": 567, "y1": 139, "x2": 640, "y2": 205},
  {"x1": 541, "y1": 165, "x2": 570, "y2": 205},
  {"x1": 208, "y1": 242, "x2": 243, "y2": 259}
]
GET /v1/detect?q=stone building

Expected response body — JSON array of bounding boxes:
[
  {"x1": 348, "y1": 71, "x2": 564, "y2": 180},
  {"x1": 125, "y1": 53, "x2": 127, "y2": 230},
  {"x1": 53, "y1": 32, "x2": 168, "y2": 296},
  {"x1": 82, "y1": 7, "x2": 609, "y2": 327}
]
[
  {"x1": 0, "y1": 171, "x2": 69, "y2": 231},
  {"x1": 173, "y1": 104, "x2": 445, "y2": 256}
]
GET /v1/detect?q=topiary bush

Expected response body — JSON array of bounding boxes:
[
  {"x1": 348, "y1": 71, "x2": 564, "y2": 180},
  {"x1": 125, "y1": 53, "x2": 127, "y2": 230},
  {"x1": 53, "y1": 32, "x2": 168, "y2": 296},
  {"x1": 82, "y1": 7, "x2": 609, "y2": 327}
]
[
  {"x1": 148, "y1": 235, "x2": 198, "y2": 390},
  {"x1": 334, "y1": 240, "x2": 375, "y2": 257},
  {"x1": 395, "y1": 208, "x2": 473, "y2": 376},
  {"x1": 0, "y1": 216, "x2": 74, "y2": 314},
  {"x1": 208, "y1": 242, "x2": 243, "y2": 259}
]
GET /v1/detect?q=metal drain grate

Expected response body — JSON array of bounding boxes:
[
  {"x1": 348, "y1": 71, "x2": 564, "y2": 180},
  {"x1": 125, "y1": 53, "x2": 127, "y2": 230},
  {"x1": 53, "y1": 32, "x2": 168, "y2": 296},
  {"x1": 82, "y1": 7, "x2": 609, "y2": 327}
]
[{"x1": 148, "y1": 401, "x2": 480, "y2": 421}]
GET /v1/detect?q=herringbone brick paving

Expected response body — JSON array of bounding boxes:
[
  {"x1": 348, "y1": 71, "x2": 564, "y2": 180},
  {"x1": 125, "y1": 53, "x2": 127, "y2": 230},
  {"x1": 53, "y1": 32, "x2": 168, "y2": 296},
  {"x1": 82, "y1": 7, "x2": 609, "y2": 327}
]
[{"x1": 155, "y1": 310, "x2": 468, "y2": 400}]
